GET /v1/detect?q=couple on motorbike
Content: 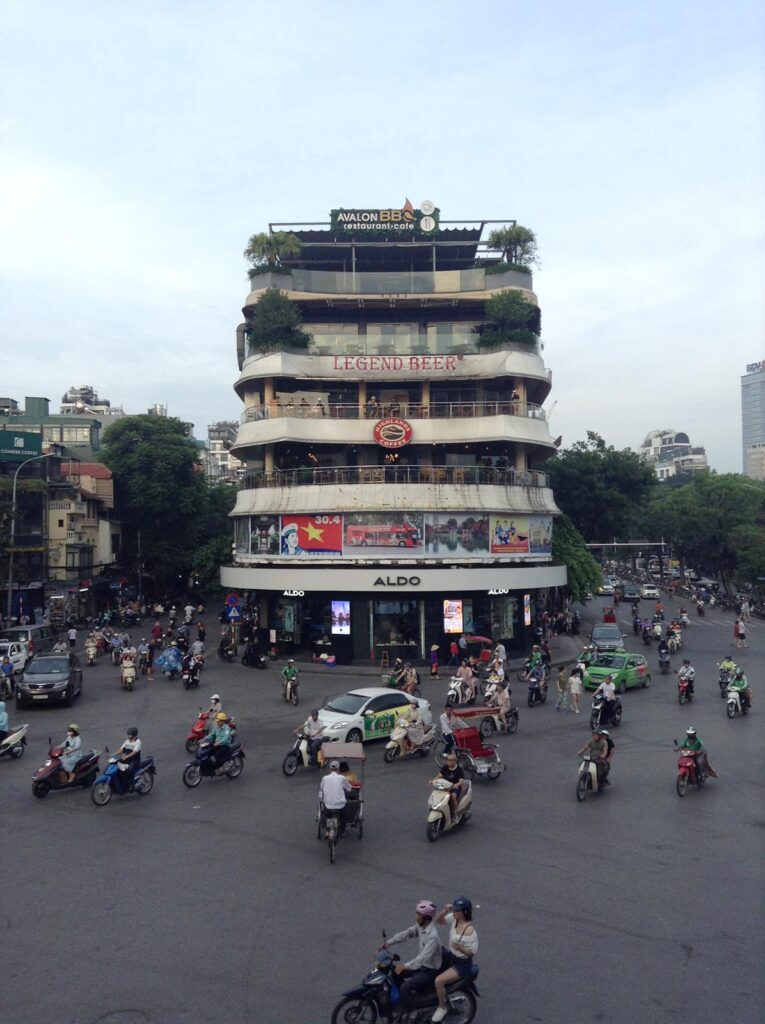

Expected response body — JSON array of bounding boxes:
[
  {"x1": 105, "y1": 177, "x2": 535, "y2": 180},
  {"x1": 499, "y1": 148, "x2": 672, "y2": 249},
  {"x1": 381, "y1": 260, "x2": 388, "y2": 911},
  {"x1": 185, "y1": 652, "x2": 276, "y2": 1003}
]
[{"x1": 383, "y1": 896, "x2": 478, "y2": 1021}]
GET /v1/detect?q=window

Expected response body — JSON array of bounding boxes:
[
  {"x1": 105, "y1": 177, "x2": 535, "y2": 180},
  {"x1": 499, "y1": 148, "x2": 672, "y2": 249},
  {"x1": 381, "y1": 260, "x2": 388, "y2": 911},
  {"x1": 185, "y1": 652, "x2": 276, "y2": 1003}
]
[{"x1": 58, "y1": 519, "x2": 64, "y2": 528}]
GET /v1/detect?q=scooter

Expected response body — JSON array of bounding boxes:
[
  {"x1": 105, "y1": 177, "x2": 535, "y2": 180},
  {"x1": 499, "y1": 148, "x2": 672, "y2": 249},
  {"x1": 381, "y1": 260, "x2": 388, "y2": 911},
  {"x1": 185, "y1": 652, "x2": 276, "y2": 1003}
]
[
  {"x1": 138, "y1": 651, "x2": 149, "y2": 675},
  {"x1": 383, "y1": 718, "x2": 436, "y2": 763},
  {"x1": 426, "y1": 777, "x2": 473, "y2": 841},
  {"x1": 725, "y1": 686, "x2": 749, "y2": 719},
  {"x1": 658, "y1": 650, "x2": 671, "y2": 675},
  {"x1": 696, "y1": 602, "x2": 705, "y2": 617},
  {"x1": 331, "y1": 944, "x2": 479, "y2": 1024},
  {"x1": 642, "y1": 627, "x2": 653, "y2": 646},
  {"x1": 527, "y1": 675, "x2": 548, "y2": 707},
  {"x1": 675, "y1": 744, "x2": 709, "y2": 796},
  {"x1": 217, "y1": 640, "x2": 237, "y2": 663},
  {"x1": 718, "y1": 666, "x2": 732, "y2": 697},
  {"x1": 182, "y1": 738, "x2": 245, "y2": 787},
  {"x1": 0, "y1": 722, "x2": 28, "y2": 761},
  {"x1": 32, "y1": 741, "x2": 100, "y2": 798},
  {"x1": 652, "y1": 622, "x2": 663, "y2": 640},
  {"x1": 482, "y1": 681, "x2": 519, "y2": 734},
  {"x1": 91, "y1": 754, "x2": 156, "y2": 805},
  {"x1": 576, "y1": 754, "x2": 608, "y2": 801},
  {"x1": 680, "y1": 612, "x2": 690, "y2": 627},
  {"x1": 241, "y1": 643, "x2": 267, "y2": 669},
  {"x1": 120, "y1": 661, "x2": 136, "y2": 691},
  {"x1": 589, "y1": 693, "x2": 622, "y2": 730},
  {"x1": 282, "y1": 732, "x2": 334, "y2": 776},
  {"x1": 676, "y1": 671, "x2": 695, "y2": 705},
  {"x1": 185, "y1": 710, "x2": 237, "y2": 753},
  {"x1": 447, "y1": 675, "x2": 476, "y2": 706},
  {"x1": 84, "y1": 642, "x2": 98, "y2": 666},
  {"x1": 181, "y1": 657, "x2": 202, "y2": 690},
  {"x1": 283, "y1": 675, "x2": 299, "y2": 706}
]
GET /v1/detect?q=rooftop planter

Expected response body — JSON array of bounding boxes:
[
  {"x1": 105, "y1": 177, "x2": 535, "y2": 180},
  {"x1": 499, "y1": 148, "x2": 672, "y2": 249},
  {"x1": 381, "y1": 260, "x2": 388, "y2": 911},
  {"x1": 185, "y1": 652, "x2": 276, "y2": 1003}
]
[
  {"x1": 473, "y1": 289, "x2": 542, "y2": 350},
  {"x1": 244, "y1": 289, "x2": 312, "y2": 356}
]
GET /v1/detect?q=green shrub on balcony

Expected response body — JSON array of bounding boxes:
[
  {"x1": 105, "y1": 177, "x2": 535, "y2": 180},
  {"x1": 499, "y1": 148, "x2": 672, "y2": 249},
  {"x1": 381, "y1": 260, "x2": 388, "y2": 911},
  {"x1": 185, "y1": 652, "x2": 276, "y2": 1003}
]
[
  {"x1": 245, "y1": 289, "x2": 312, "y2": 355},
  {"x1": 244, "y1": 231, "x2": 301, "y2": 279},
  {"x1": 486, "y1": 225, "x2": 539, "y2": 268},
  {"x1": 484, "y1": 263, "x2": 532, "y2": 276},
  {"x1": 474, "y1": 290, "x2": 541, "y2": 349}
]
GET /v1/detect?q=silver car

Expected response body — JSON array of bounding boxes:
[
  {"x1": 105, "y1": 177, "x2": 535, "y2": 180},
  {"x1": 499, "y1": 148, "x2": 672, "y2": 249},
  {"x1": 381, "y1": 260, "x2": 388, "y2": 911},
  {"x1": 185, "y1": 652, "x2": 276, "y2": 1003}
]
[{"x1": 16, "y1": 654, "x2": 83, "y2": 710}]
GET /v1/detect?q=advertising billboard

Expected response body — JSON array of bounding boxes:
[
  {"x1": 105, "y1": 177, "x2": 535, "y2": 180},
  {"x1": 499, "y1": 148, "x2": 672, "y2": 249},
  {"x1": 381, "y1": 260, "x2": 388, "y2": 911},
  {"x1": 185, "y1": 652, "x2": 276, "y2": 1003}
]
[
  {"x1": 490, "y1": 516, "x2": 530, "y2": 555},
  {"x1": 443, "y1": 599, "x2": 464, "y2": 634},
  {"x1": 425, "y1": 513, "x2": 490, "y2": 556},
  {"x1": 343, "y1": 512, "x2": 424, "y2": 553},
  {"x1": 331, "y1": 599, "x2": 351, "y2": 635},
  {"x1": 0, "y1": 430, "x2": 43, "y2": 462},
  {"x1": 280, "y1": 515, "x2": 343, "y2": 557}
]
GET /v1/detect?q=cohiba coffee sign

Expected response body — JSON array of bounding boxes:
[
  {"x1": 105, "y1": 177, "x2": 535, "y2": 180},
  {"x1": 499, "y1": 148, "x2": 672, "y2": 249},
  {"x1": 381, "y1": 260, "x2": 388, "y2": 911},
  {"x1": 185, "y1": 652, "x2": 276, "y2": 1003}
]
[
  {"x1": 373, "y1": 418, "x2": 413, "y2": 449},
  {"x1": 331, "y1": 199, "x2": 438, "y2": 236}
]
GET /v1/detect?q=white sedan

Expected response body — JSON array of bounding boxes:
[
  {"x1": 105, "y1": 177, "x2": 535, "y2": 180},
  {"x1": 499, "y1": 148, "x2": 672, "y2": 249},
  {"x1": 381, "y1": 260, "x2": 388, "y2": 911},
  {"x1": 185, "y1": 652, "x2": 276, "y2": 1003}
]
[
  {"x1": 317, "y1": 687, "x2": 432, "y2": 744},
  {"x1": 641, "y1": 584, "x2": 660, "y2": 599}
]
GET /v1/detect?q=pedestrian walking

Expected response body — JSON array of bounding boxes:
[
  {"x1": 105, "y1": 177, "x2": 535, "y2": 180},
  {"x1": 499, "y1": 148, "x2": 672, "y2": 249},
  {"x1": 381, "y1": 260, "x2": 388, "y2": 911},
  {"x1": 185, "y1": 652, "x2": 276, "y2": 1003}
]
[
  {"x1": 555, "y1": 666, "x2": 570, "y2": 711},
  {"x1": 67, "y1": 626, "x2": 77, "y2": 650},
  {"x1": 568, "y1": 667, "x2": 583, "y2": 714},
  {"x1": 448, "y1": 639, "x2": 459, "y2": 667},
  {"x1": 197, "y1": 620, "x2": 207, "y2": 643},
  {"x1": 740, "y1": 599, "x2": 751, "y2": 623},
  {"x1": 430, "y1": 644, "x2": 440, "y2": 679},
  {"x1": 734, "y1": 618, "x2": 748, "y2": 649}
]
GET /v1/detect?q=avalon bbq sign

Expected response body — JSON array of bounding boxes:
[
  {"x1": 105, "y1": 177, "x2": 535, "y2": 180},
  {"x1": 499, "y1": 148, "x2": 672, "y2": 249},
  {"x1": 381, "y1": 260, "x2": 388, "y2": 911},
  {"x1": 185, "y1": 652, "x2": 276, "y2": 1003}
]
[{"x1": 331, "y1": 199, "x2": 439, "y2": 237}]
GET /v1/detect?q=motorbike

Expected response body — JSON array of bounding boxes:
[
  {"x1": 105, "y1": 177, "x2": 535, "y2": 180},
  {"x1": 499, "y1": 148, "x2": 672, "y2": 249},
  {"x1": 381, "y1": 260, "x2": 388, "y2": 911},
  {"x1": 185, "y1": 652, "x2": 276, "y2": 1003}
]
[
  {"x1": 576, "y1": 754, "x2": 608, "y2": 801},
  {"x1": 182, "y1": 737, "x2": 245, "y2": 786},
  {"x1": 426, "y1": 777, "x2": 473, "y2": 841},
  {"x1": 725, "y1": 686, "x2": 749, "y2": 719},
  {"x1": 283, "y1": 674, "x2": 300, "y2": 706},
  {"x1": 120, "y1": 661, "x2": 136, "y2": 691},
  {"x1": 217, "y1": 640, "x2": 237, "y2": 663},
  {"x1": 91, "y1": 754, "x2": 156, "y2": 805},
  {"x1": 0, "y1": 722, "x2": 28, "y2": 761},
  {"x1": 652, "y1": 622, "x2": 663, "y2": 640},
  {"x1": 181, "y1": 656, "x2": 202, "y2": 690},
  {"x1": 84, "y1": 642, "x2": 98, "y2": 666},
  {"x1": 383, "y1": 716, "x2": 436, "y2": 763},
  {"x1": 696, "y1": 602, "x2": 705, "y2": 617},
  {"x1": 658, "y1": 650, "x2": 671, "y2": 675},
  {"x1": 632, "y1": 616, "x2": 641, "y2": 636},
  {"x1": 642, "y1": 626, "x2": 653, "y2": 646},
  {"x1": 675, "y1": 744, "x2": 709, "y2": 796},
  {"x1": 680, "y1": 612, "x2": 690, "y2": 627},
  {"x1": 241, "y1": 642, "x2": 267, "y2": 669},
  {"x1": 32, "y1": 741, "x2": 100, "y2": 798},
  {"x1": 282, "y1": 732, "x2": 334, "y2": 776},
  {"x1": 482, "y1": 681, "x2": 519, "y2": 734},
  {"x1": 718, "y1": 666, "x2": 732, "y2": 698},
  {"x1": 185, "y1": 710, "x2": 237, "y2": 753},
  {"x1": 447, "y1": 675, "x2": 476, "y2": 706},
  {"x1": 676, "y1": 671, "x2": 695, "y2": 705},
  {"x1": 527, "y1": 675, "x2": 548, "y2": 707},
  {"x1": 110, "y1": 642, "x2": 124, "y2": 666},
  {"x1": 589, "y1": 693, "x2": 623, "y2": 730},
  {"x1": 330, "y1": 944, "x2": 479, "y2": 1024},
  {"x1": 138, "y1": 650, "x2": 149, "y2": 675},
  {"x1": 155, "y1": 646, "x2": 183, "y2": 679}
]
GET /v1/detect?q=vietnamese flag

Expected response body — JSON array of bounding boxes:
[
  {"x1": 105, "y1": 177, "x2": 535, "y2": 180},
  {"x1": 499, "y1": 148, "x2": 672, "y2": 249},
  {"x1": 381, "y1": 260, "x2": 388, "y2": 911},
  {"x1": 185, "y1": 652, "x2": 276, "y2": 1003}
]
[{"x1": 292, "y1": 514, "x2": 344, "y2": 554}]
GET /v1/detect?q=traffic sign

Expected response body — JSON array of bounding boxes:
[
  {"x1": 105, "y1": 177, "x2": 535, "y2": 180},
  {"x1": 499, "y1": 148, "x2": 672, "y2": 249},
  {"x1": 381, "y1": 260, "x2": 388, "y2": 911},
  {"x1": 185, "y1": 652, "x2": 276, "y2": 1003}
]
[
  {"x1": 225, "y1": 592, "x2": 241, "y2": 608},
  {"x1": 227, "y1": 606, "x2": 241, "y2": 621}
]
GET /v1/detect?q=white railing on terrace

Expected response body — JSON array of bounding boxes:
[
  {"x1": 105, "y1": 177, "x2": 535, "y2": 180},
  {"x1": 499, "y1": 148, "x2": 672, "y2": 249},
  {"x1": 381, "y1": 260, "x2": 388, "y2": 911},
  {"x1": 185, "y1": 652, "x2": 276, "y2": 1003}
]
[
  {"x1": 242, "y1": 464, "x2": 547, "y2": 490},
  {"x1": 241, "y1": 399, "x2": 546, "y2": 424}
]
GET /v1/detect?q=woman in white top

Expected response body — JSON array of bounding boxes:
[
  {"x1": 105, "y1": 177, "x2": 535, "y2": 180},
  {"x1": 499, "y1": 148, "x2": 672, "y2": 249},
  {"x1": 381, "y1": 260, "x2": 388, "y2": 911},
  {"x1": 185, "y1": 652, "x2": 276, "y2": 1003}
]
[{"x1": 431, "y1": 897, "x2": 478, "y2": 1021}]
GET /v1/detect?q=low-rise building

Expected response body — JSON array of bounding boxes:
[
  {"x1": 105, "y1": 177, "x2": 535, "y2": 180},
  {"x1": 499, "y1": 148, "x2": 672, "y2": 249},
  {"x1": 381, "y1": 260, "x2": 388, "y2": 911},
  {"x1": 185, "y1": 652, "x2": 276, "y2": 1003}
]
[{"x1": 639, "y1": 429, "x2": 708, "y2": 480}]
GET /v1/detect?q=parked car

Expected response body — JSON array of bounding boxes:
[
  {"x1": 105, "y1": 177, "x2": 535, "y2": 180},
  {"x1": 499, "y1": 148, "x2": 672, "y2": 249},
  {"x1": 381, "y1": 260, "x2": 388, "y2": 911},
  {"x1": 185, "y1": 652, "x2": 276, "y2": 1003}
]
[
  {"x1": 589, "y1": 624, "x2": 627, "y2": 653},
  {"x1": 0, "y1": 625, "x2": 57, "y2": 665},
  {"x1": 0, "y1": 640, "x2": 27, "y2": 674},
  {"x1": 16, "y1": 653, "x2": 83, "y2": 709}
]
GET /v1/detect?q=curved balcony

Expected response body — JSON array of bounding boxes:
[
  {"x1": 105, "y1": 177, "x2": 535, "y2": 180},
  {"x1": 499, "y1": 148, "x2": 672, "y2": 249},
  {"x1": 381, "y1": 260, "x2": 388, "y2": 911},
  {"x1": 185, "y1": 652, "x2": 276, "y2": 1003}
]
[
  {"x1": 241, "y1": 399, "x2": 546, "y2": 423},
  {"x1": 245, "y1": 267, "x2": 535, "y2": 300},
  {"x1": 242, "y1": 464, "x2": 547, "y2": 490}
]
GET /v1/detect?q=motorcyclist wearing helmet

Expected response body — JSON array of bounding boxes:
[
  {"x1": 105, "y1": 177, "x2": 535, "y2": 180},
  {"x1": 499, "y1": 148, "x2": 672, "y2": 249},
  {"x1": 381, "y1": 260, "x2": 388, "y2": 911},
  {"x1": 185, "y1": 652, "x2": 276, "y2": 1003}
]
[
  {"x1": 207, "y1": 712, "x2": 233, "y2": 773},
  {"x1": 676, "y1": 658, "x2": 695, "y2": 696},
  {"x1": 404, "y1": 696, "x2": 424, "y2": 751},
  {"x1": 432, "y1": 897, "x2": 478, "y2": 1021},
  {"x1": 592, "y1": 674, "x2": 617, "y2": 725},
  {"x1": 657, "y1": 637, "x2": 670, "y2": 659},
  {"x1": 382, "y1": 900, "x2": 442, "y2": 1009},
  {"x1": 679, "y1": 727, "x2": 718, "y2": 778},
  {"x1": 59, "y1": 724, "x2": 82, "y2": 783},
  {"x1": 718, "y1": 655, "x2": 736, "y2": 677},
  {"x1": 117, "y1": 727, "x2": 142, "y2": 787},
  {"x1": 728, "y1": 667, "x2": 752, "y2": 709},
  {"x1": 281, "y1": 658, "x2": 299, "y2": 696}
]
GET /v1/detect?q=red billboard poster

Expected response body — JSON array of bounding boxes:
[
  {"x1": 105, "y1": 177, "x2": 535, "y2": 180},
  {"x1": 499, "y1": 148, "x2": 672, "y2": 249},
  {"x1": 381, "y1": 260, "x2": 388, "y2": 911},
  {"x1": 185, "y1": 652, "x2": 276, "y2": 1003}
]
[
  {"x1": 279, "y1": 514, "x2": 344, "y2": 556},
  {"x1": 343, "y1": 512, "x2": 424, "y2": 552},
  {"x1": 490, "y1": 515, "x2": 530, "y2": 555}
]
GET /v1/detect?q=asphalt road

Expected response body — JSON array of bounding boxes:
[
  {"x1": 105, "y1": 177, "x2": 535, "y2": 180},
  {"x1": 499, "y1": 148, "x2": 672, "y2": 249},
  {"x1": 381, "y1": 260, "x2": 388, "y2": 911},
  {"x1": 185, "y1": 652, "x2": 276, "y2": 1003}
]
[{"x1": 3, "y1": 599, "x2": 763, "y2": 1024}]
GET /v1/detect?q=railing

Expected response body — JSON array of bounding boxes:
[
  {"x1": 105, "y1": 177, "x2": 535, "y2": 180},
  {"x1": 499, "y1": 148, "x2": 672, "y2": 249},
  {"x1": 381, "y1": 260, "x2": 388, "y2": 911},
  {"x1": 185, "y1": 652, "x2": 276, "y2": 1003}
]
[
  {"x1": 241, "y1": 400, "x2": 546, "y2": 424},
  {"x1": 242, "y1": 465, "x2": 547, "y2": 490},
  {"x1": 249, "y1": 267, "x2": 534, "y2": 296}
]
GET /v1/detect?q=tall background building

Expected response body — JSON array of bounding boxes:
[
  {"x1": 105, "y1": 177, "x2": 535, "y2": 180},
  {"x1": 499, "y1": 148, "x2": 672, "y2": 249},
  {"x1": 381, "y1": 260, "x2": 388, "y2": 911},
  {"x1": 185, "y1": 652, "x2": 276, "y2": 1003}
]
[
  {"x1": 220, "y1": 200, "x2": 565, "y2": 665},
  {"x1": 639, "y1": 428, "x2": 708, "y2": 481},
  {"x1": 742, "y1": 360, "x2": 765, "y2": 479}
]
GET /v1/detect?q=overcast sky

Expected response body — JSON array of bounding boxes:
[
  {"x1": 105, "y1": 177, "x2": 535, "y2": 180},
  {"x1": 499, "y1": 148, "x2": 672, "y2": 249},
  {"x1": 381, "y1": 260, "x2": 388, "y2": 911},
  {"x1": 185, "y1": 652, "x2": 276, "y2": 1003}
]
[{"x1": 1, "y1": 0, "x2": 763, "y2": 471}]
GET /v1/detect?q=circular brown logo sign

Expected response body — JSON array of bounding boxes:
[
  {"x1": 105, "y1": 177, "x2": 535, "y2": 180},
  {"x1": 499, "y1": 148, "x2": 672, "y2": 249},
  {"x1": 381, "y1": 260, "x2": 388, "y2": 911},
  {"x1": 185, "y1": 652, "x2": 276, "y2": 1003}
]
[{"x1": 373, "y1": 417, "x2": 413, "y2": 449}]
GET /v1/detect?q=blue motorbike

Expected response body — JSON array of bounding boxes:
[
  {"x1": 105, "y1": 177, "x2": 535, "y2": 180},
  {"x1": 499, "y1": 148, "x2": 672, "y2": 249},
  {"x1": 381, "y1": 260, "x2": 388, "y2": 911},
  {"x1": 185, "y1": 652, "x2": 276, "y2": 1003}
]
[
  {"x1": 91, "y1": 754, "x2": 156, "y2": 805},
  {"x1": 156, "y1": 647, "x2": 183, "y2": 679},
  {"x1": 182, "y1": 738, "x2": 245, "y2": 787}
]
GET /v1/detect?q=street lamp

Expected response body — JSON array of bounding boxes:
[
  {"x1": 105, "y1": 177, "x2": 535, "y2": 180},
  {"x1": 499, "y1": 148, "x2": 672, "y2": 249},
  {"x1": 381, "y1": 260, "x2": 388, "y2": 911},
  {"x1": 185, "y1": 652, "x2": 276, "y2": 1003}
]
[{"x1": 5, "y1": 452, "x2": 55, "y2": 624}]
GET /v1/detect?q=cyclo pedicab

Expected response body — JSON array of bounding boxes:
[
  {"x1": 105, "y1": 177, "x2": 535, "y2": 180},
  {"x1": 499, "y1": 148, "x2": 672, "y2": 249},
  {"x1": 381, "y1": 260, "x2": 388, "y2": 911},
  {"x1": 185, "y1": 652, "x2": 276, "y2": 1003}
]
[
  {"x1": 317, "y1": 742, "x2": 365, "y2": 864},
  {"x1": 435, "y1": 711, "x2": 506, "y2": 781}
]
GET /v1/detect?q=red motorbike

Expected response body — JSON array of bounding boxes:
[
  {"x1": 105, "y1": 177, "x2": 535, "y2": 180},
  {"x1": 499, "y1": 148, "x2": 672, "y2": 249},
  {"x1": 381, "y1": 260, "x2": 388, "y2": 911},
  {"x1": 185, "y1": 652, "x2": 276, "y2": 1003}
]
[
  {"x1": 675, "y1": 745, "x2": 708, "y2": 796},
  {"x1": 185, "y1": 710, "x2": 237, "y2": 753},
  {"x1": 676, "y1": 671, "x2": 695, "y2": 705},
  {"x1": 32, "y1": 741, "x2": 101, "y2": 799}
]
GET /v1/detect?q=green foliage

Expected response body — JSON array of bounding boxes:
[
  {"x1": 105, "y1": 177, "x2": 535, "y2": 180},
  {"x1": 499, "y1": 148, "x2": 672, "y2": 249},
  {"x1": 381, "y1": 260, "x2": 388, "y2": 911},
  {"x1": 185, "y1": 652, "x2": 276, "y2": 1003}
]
[
  {"x1": 484, "y1": 263, "x2": 531, "y2": 276},
  {"x1": 243, "y1": 231, "x2": 301, "y2": 276},
  {"x1": 645, "y1": 472, "x2": 765, "y2": 588},
  {"x1": 487, "y1": 225, "x2": 539, "y2": 267},
  {"x1": 552, "y1": 514, "x2": 601, "y2": 601},
  {"x1": 100, "y1": 416, "x2": 234, "y2": 595},
  {"x1": 245, "y1": 288, "x2": 312, "y2": 354},
  {"x1": 474, "y1": 290, "x2": 541, "y2": 349},
  {"x1": 547, "y1": 432, "x2": 656, "y2": 543}
]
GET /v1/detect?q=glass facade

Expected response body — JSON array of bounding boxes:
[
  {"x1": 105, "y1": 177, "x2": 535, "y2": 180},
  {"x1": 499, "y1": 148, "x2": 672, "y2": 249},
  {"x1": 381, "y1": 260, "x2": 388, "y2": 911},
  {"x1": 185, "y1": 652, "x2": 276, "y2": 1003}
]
[
  {"x1": 742, "y1": 370, "x2": 765, "y2": 471},
  {"x1": 304, "y1": 321, "x2": 485, "y2": 357}
]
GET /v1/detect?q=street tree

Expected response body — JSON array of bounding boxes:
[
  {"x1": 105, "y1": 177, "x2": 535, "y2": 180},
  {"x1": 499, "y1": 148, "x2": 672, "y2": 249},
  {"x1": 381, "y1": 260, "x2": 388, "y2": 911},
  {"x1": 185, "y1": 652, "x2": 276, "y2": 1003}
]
[
  {"x1": 546, "y1": 432, "x2": 656, "y2": 542},
  {"x1": 552, "y1": 514, "x2": 601, "y2": 602}
]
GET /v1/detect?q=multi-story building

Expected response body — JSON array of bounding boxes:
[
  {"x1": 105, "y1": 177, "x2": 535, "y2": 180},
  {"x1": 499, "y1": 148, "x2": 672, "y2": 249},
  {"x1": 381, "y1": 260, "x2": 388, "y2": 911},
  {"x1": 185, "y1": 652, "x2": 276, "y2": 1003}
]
[
  {"x1": 0, "y1": 396, "x2": 102, "y2": 453},
  {"x1": 639, "y1": 428, "x2": 709, "y2": 481},
  {"x1": 207, "y1": 421, "x2": 245, "y2": 483},
  {"x1": 221, "y1": 201, "x2": 565, "y2": 664},
  {"x1": 60, "y1": 385, "x2": 125, "y2": 420},
  {"x1": 742, "y1": 360, "x2": 765, "y2": 477}
]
